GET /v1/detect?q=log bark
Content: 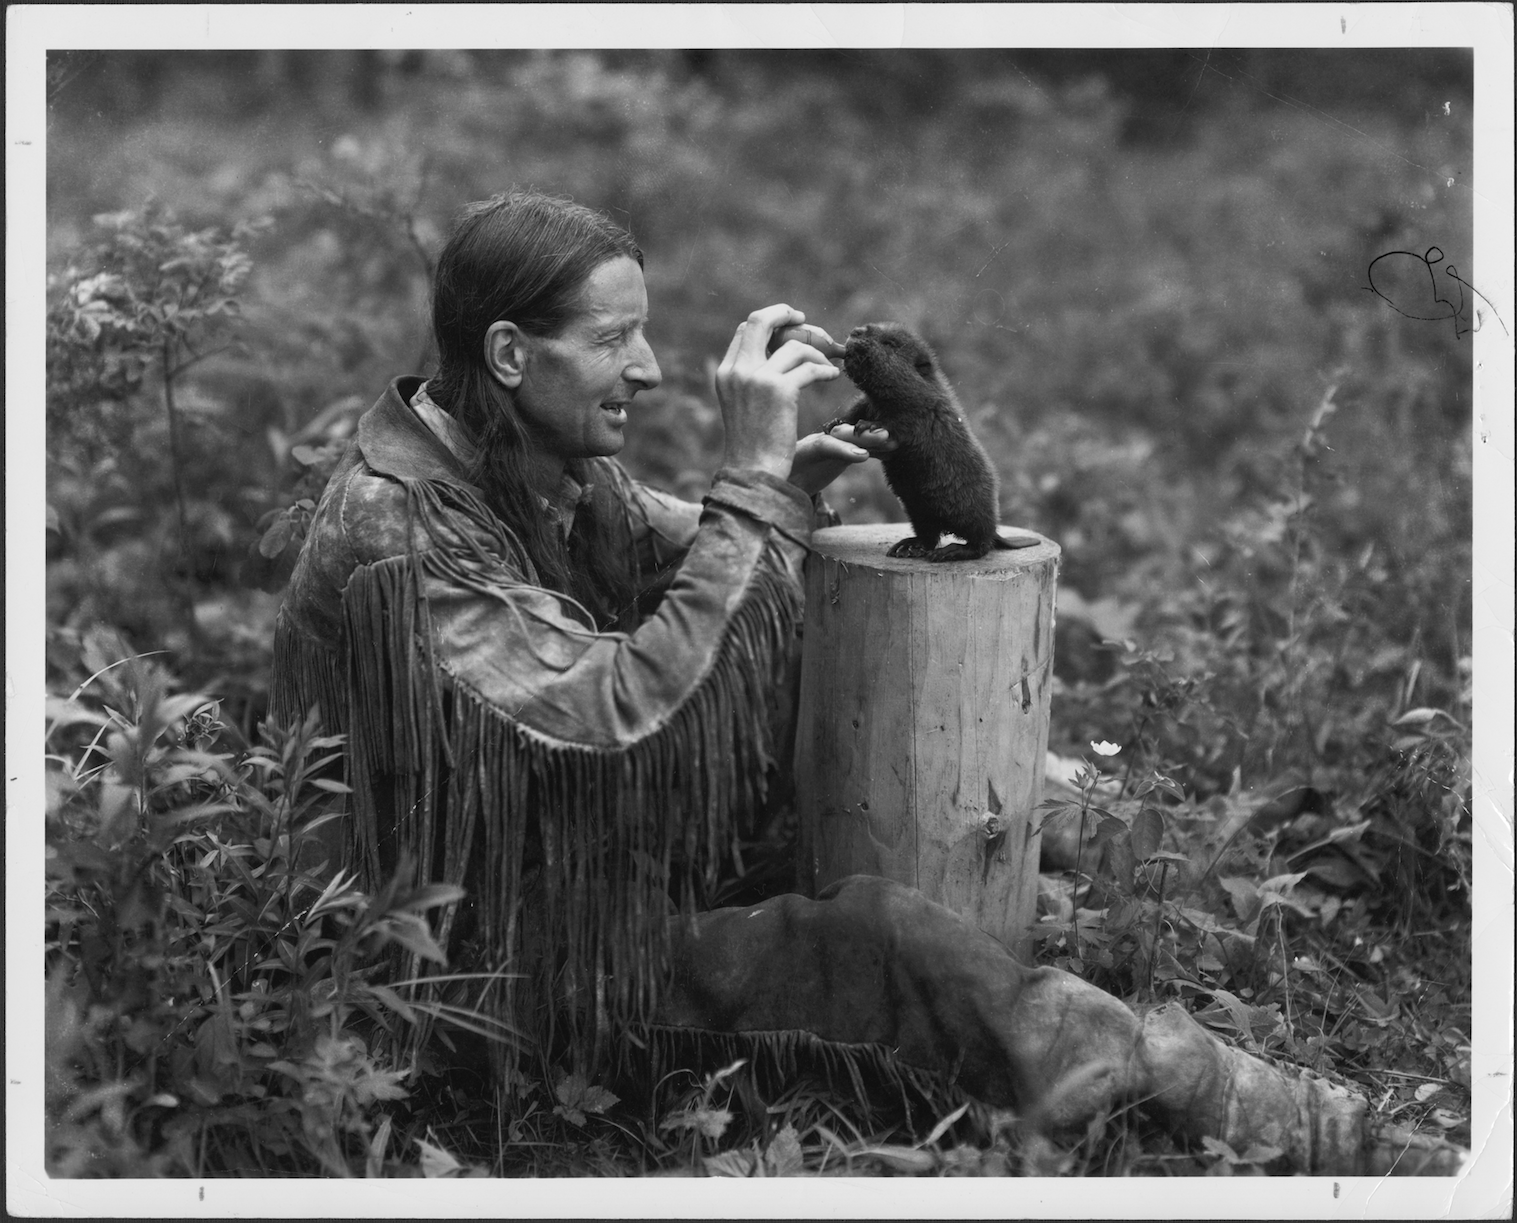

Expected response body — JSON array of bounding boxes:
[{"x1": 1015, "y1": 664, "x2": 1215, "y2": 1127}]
[{"x1": 795, "y1": 523, "x2": 1058, "y2": 960}]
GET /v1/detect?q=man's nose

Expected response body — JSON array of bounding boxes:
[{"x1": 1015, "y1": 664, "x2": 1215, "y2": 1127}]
[{"x1": 626, "y1": 336, "x2": 661, "y2": 390}]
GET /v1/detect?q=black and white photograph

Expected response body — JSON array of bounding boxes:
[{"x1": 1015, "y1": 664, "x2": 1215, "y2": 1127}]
[{"x1": 8, "y1": 4, "x2": 1512, "y2": 1217}]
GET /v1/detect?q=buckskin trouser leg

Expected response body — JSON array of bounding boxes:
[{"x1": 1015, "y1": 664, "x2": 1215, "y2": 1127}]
[{"x1": 651, "y1": 875, "x2": 1464, "y2": 1176}]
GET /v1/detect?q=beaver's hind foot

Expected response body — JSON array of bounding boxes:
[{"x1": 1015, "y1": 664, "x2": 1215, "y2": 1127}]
[
  {"x1": 886, "y1": 535, "x2": 936, "y2": 559},
  {"x1": 927, "y1": 541, "x2": 992, "y2": 562}
]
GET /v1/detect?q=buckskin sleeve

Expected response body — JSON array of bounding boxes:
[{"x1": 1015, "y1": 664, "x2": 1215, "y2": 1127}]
[
  {"x1": 625, "y1": 477, "x2": 702, "y2": 570},
  {"x1": 413, "y1": 466, "x2": 811, "y2": 748}
]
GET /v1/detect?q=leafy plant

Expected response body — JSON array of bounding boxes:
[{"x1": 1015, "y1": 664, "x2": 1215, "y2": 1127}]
[
  {"x1": 44, "y1": 204, "x2": 290, "y2": 707},
  {"x1": 242, "y1": 436, "x2": 351, "y2": 594},
  {"x1": 656, "y1": 1057, "x2": 746, "y2": 1171},
  {"x1": 553, "y1": 1072, "x2": 621, "y2": 1129},
  {"x1": 44, "y1": 648, "x2": 497, "y2": 1177},
  {"x1": 46, "y1": 204, "x2": 264, "y2": 542}
]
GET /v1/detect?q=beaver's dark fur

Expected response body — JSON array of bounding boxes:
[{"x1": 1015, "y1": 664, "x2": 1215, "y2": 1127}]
[{"x1": 825, "y1": 322, "x2": 1028, "y2": 561}]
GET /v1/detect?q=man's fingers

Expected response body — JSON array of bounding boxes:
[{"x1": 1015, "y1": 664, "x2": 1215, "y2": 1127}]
[
  {"x1": 733, "y1": 305, "x2": 805, "y2": 363},
  {"x1": 768, "y1": 325, "x2": 846, "y2": 359},
  {"x1": 825, "y1": 422, "x2": 896, "y2": 452},
  {"x1": 766, "y1": 339, "x2": 843, "y2": 374},
  {"x1": 747, "y1": 302, "x2": 805, "y2": 334},
  {"x1": 785, "y1": 359, "x2": 843, "y2": 389},
  {"x1": 814, "y1": 433, "x2": 869, "y2": 461},
  {"x1": 796, "y1": 432, "x2": 870, "y2": 463},
  {"x1": 717, "y1": 323, "x2": 749, "y2": 373}
]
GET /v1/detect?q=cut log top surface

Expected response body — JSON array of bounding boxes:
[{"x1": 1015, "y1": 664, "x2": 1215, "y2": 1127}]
[{"x1": 809, "y1": 523, "x2": 1059, "y2": 573}]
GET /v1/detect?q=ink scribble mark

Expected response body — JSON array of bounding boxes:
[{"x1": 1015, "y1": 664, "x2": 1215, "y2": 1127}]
[{"x1": 1367, "y1": 246, "x2": 1508, "y2": 340}]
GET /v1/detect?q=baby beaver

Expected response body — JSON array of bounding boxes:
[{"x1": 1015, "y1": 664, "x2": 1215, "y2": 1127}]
[{"x1": 824, "y1": 322, "x2": 1036, "y2": 561}]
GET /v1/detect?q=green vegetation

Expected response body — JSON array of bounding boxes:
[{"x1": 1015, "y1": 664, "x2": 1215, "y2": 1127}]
[{"x1": 42, "y1": 50, "x2": 1473, "y2": 1176}]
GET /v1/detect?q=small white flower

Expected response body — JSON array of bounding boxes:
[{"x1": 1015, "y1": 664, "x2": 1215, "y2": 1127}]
[{"x1": 1090, "y1": 740, "x2": 1122, "y2": 757}]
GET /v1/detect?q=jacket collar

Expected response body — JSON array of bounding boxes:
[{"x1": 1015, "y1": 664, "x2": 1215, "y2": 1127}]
[
  {"x1": 356, "y1": 376, "x2": 481, "y2": 489},
  {"x1": 356, "y1": 377, "x2": 587, "y2": 539}
]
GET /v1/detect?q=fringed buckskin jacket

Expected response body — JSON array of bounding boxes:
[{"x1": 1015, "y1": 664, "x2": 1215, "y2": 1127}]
[{"x1": 271, "y1": 376, "x2": 817, "y2": 1057}]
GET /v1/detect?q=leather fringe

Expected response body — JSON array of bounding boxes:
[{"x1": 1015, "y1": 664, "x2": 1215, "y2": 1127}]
[{"x1": 271, "y1": 477, "x2": 803, "y2": 1076}]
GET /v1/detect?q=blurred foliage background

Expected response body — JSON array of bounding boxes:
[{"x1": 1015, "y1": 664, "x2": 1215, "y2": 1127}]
[{"x1": 45, "y1": 46, "x2": 1472, "y2": 790}]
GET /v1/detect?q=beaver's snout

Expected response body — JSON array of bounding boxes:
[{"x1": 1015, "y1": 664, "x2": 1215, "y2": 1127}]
[
  {"x1": 843, "y1": 324, "x2": 878, "y2": 362},
  {"x1": 843, "y1": 323, "x2": 902, "y2": 388}
]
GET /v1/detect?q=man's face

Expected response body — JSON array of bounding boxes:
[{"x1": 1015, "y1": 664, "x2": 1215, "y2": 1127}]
[{"x1": 516, "y1": 256, "x2": 661, "y2": 463}]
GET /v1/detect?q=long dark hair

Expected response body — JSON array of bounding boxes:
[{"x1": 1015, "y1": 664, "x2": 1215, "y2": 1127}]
[{"x1": 426, "y1": 191, "x2": 648, "y2": 629}]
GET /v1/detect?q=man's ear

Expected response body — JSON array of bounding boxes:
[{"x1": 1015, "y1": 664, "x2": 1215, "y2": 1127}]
[{"x1": 484, "y1": 321, "x2": 527, "y2": 389}]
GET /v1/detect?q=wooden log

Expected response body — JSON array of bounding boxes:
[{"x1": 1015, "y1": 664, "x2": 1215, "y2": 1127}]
[{"x1": 794, "y1": 523, "x2": 1059, "y2": 961}]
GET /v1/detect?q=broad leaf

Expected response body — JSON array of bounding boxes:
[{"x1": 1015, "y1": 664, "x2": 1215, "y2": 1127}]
[
  {"x1": 416, "y1": 1136, "x2": 462, "y2": 1178},
  {"x1": 765, "y1": 1125, "x2": 804, "y2": 1176},
  {"x1": 1131, "y1": 807, "x2": 1164, "y2": 861}
]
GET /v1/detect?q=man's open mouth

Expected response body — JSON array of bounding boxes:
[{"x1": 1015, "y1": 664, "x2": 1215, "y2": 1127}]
[{"x1": 600, "y1": 402, "x2": 628, "y2": 424}]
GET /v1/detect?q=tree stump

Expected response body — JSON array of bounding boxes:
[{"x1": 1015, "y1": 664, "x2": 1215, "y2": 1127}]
[{"x1": 795, "y1": 523, "x2": 1059, "y2": 961}]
